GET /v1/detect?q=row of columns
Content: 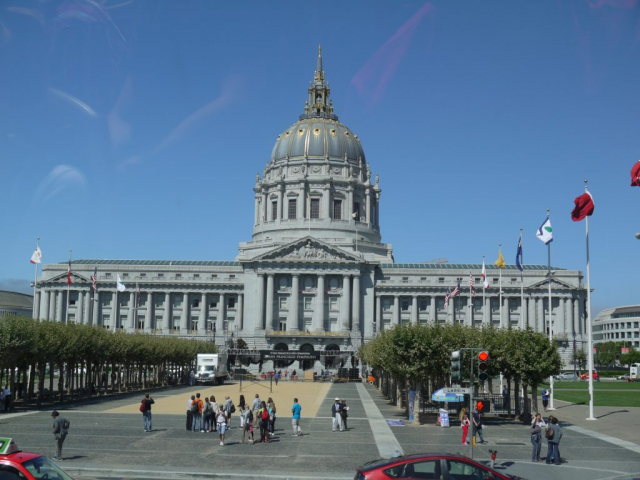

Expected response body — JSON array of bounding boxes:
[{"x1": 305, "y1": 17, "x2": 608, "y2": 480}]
[
  {"x1": 374, "y1": 294, "x2": 584, "y2": 336},
  {"x1": 256, "y1": 272, "x2": 361, "y2": 332},
  {"x1": 35, "y1": 288, "x2": 243, "y2": 335}
]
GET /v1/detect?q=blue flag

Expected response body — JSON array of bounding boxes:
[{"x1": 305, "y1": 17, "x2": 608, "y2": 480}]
[{"x1": 515, "y1": 234, "x2": 523, "y2": 272}]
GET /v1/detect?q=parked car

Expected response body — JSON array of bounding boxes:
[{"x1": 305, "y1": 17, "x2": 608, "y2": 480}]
[
  {"x1": 0, "y1": 438, "x2": 75, "y2": 479},
  {"x1": 555, "y1": 372, "x2": 578, "y2": 381},
  {"x1": 617, "y1": 373, "x2": 632, "y2": 381},
  {"x1": 580, "y1": 371, "x2": 599, "y2": 380},
  {"x1": 355, "y1": 453, "x2": 527, "y2": 480}
]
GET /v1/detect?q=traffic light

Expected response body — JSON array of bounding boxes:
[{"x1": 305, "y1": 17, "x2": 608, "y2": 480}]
[
  {"x1": 478, "y1": 350, "x2": 490, "y2": 382},
  {"x1": 476, "y1": 399, "x2": 490, "y2": 413},
  {"x1": 450, "y1": 350, "x2": 462, "y2": 382}
]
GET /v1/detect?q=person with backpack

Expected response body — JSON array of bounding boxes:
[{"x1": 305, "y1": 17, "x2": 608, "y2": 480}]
[
  {"x1": 224, "y1": 395, "x2": 235, "y2": 428},
  {"x1": 187, "y1": 395, "x2": 195, "y2": 431},
  {"x1": 51, "y1": 410, "x2": 69, "y2": 461},
  {"x1": 530, "y1": 413, "x2": 546, "y2": 461},
  {"x1": 203, "y1": 397, "x2": 213, "y2": 433},
  {"x1": 240, "y1": 405, "x2": 253, "y2": 443},
  {"x1": 140, "y1": 393, "x2": 155, "y2": 432},
  {"x1": 191, "y1": 393, "x2": 204, "y2": 432},
  {"x1": 545, "y1": 416, "x2": 562, "y2": 465},
  {"x1": 216, "y1": 406, "x2": 228, "y2": 446},
  {"x1": 258, "y1": 401, "x2": 270, "y2": 443},
  {"x1": 331, "y1": 397, "x2": 344, "y2": 432}
]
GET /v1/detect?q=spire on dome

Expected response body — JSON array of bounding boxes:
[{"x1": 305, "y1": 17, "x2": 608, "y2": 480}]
[
  {"x1": 302, "y1": 45, "x2": 337, "y2": 120},
  {"x1": 316, "y1": 45, "x2": 323, "y2": 82}
]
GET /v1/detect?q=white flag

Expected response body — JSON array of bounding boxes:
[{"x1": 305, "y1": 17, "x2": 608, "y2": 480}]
[
  {"x1": 481, "y1": 260, "x2": 489, "y2": 289},
  {"x1": 116, "y1": 275, "x2": 127, "y2": 292},
  {"x1": 30, "y1": 247, "x2": 42, "y2": 264},
  {"x1": 536, "y1": 218, "x2": 553, "y2": 245}
]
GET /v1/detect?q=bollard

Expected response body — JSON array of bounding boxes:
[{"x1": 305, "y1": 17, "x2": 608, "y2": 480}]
[{"x1": 489, "y1": 449, "x2": 497, "y2": 469}]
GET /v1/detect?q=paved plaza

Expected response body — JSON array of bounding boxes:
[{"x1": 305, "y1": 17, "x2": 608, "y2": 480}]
[{"x1": 1, "y1": 382, "x2": 639, "y2": 480}]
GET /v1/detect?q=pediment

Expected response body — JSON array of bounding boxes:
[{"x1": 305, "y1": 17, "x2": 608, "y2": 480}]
[
  {"x1": 42, "y1": 271, "x2": 91, "y2": 284},
  {"x1": 254, "y1": 236, "x2": 361, "y2": 263},
  {"x1": 529, "y1": 277, "x2": 574, "y2": 290}
]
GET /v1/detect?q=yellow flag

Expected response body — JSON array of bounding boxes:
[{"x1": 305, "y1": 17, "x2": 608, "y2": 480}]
[{"x1": 494, "y1": 249, "x2": 505, "y2": 269}]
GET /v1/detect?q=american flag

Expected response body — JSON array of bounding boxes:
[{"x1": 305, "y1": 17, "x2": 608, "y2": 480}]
[
  {"x1": 444, "y1": 286, "x2": 452, "y2": 308},
  {"x1": 452, "y1": 280, "x2": 461, "y2": 297},
  {"x1": 91, "y1": 267, "x2": 97, "y2": 292},
  {"x1": 469, "y1": 273, "x2": 476, "y2": 298},
  {"x1": 67, "y1": 258, "x2": 72, "y2": 285}
]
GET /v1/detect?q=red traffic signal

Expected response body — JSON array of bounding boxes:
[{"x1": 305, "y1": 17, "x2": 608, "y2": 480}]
[
  {"x1": 478, "y1": 351, "x2": 490, "y2": 382},
  {"x1": 476, "y1": 399, "x2": 490, "y2": 413},
  {"x1": 478, "y1": 351, "x2": 489, "y2": 362}
]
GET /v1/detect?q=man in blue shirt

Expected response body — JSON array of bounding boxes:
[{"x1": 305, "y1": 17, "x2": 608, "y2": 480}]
[{"x1": 291, "y1": 398, "x2": 302, "y2": 436}]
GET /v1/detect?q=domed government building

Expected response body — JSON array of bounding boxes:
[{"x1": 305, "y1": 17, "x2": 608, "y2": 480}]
[{"x1": 35, "y1": 48, "x2": 588, "y2": 370}]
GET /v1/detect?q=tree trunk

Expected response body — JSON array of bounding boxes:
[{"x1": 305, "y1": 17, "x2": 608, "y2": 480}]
[
  {"x1": 531, "y1": 385, "x2": 539, "y2": 414},
  {"x1": 37, "y1": 362, "x2": 45, "y2": 407},
  {"x1": 514, "y1": 377, "x2": 521, "y2": 417},
  {"x1": 48, "y1": 361, "x2": 54, "y2": 399},
  {"x1": 57, "y1": 360, "x2": 64, "y2": 404},
  {"x1": 506, "y1": 377, "x2": 512, "y2": 417},
  {"x1": 27, "y1": 363, "x2": 36, "y2": 405}
]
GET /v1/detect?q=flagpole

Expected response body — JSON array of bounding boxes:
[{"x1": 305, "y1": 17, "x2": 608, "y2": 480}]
[
  {"x1": 66, "y1": 250, "x2": 72, "y2": 324},
  {"x1": 520, "y1": 228, "x2": 524, "y2": 330},
  {"x1": 32, "y1": 237, "x2": 40, "y2": 319},
  {"x1": 499, "y1": 244, "x2": 503, "y2": 328},
  {"x1": 90, "y1": 267, "x2": 94, "y2": 328},
  {"x1": 483, "y1": 255, "x2": 486, "y2": 325},
  {"x1": 585, "y1": 180, "x2": 596, "y2": 421},
  {"x1": 114, "y1": 270, "x2": 118, "y2": 333},
  {"x1": 547, "y1": 208, "x2": 555, "y2": 411}
]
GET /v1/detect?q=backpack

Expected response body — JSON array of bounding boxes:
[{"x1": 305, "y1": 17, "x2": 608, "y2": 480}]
[
  {"x1": 140, "y1": 400, "x2": 146, "y2": 413},
  {"x1": 230, "y1": 403, "x2": 236, "y2": 414},
  {"x1": 63, "y1": 419, "x2": 70, "y2": 430},
  {"x1": 261, "y1": 408, "x2": 269, "y2": 421},
  {"x1": 247, "y1": 410, "x2": 253, "y2": 422},
  {"x1": 191, "y1": 400, "x2": 199, "y2": 414},
  {"x1": 545, "y1": 428, "x2": 554, "y2": 440}
]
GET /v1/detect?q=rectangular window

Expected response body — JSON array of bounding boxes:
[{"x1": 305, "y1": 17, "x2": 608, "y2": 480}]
[
  {"x1": 154, "y1": 295, "x2": 163, "y2": 308},
  {"x1": 438, "y1": 277, "x2": 445, "y2": 284},
  {"x1": 120, "y1": 298, "x2": 128, "y2": 307},
  {"x1": 382, "y1": 319, "x2": 391, "y2": 331},
  {"x1": 119, "y1": 315, "x2": 127, "y2": 328},
  {"x1": 333, "y1": 200, "x2": 342, "y2": 220},
  {"x1": 137, "y1": 315, "x2": 145, "y2": 330},
  {"x1": 493, "y1": 278, "x2": 499, "y2": 284},
  {"x1": 509, "y1": 299, "x2": 521, "y2": 313},
  {"x1": 279, "y1": 296, "x2": 288, "y2": 310},
  {"x1": 158, "y1": 273, "x2": 164, "y2": 277},
  {"x1": 190, "y1": 316, "x2": 198, "y2": 330},
  {"x1": 278, "y1": 318, "x2": 287, "y2": 331},
  {"x1": 353, "y1": 202, "x2": 360, "y2": 221},
  {"x1": 271, "y1": 201, "x2": 278, "y2": 221},
  {"x1": 304, "y1": 297, "x2": 312, "y2": 310},
  {"x1": 192, "y1": 299, "x2": 200, "y2": 308},
  {"x1": 140, "y1": 273, "x2": 146, "y2": 277},
  {"x1": 207, "y1": 318, "x2": 216, "y2": 331},
  {"x1": 101, "y1": 314, "x2": 110, "y2": 326},
  {"x1": 176, "y1": 273, "x2": 182, "y2": 278},
  {"x1": 155, "y1": 315, "x2": 162, "y2": 328},
  {"x1": 473, "y1": 298, "x2": 483, "y2": 311},
  {"x1": 193, "y1": 274, "x2": 199, "y2": 278},
  {"x1": 491, "y1": 298, "x2": 500, "y2": 313},
  {"x1": 329, "y1": 297, "x2": 338, "y2": 311},
  {"x1": 419, "y1": 300, "x2": 428, "y2": 311},
  {"x1": 67, "y1": 313, "x2": 76, "y2": 324},
  {"x1": 402, "y1": 277, "x2": 409, "y2": 284},
  {"x1": 228, "y1": 297, "x2": 236, "y2": 309},
  {"x1": 304, "y1": 317, "x2": 312, "y2": 331},
  {"x1": 420, "y1": 277, "x2": 427, "y2": 281},
  {"x1": 330, "y1": 318, "x2": 338, "y2": 332},
  {"x1": 209, "y1": 301, "x2": 218, "y2": 308},
  {"x1": 382, "y1": 298, "x2": 392, "y2": 311},
  {"x1": 288, "y1": 199, "x2": 297, "y2": 219},
  {"x1": 105, "y1": 273, "x2": 112, "y2": 278},
  {"x1": 172, "y1": 316, "x2": 180, "y2": 330},
  {"x1": 310, "y1": 198, "x2": 320, "y2": 219},
  {"x1": 436, "y1": 298, "x2": 445, "y2": 312},
  {"x1": 401, "y1": 300, "x2": 410, "y2": 311},
  {"x1": 123, "y1": 273, "x2": 129, "y2": 278}
]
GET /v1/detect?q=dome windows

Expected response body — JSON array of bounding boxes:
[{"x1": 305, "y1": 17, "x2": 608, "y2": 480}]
[
  {"x1": 297, "y1": 128, "x2": 305, "y2": 137},
  {"x1": 313, "y1": 128, "x2": 321, "y2": 137}
]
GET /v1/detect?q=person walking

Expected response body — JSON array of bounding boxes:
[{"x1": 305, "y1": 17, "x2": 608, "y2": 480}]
[
  {"x1": 502, "y1": 387, "x2": 509, "y2": 412},
  {"x1": 545, "y1": 416, "x2": 562, "y2": 465},
  {"x1": 3, "y1": 385, "x2": 11, "y2": 411},
  {"x1": 291, "y1": 398, "x2": 302, "y2": 436},
  {"x1": 274, "y1": 371, "x2": 279, "y2": 386},
  {"x1": 472, "y1": 406, "x2": 485, "y2": 444},
  {"x1": 239, "y1": 405, "x2": 253, "y2": 443},
  {"x1": 186, "y1": 395, "x2": 195, "y2": 431},
  {"x1": 340, "y1": 400, "x2": 349, "y2": 430},
  {"x1": 331, "y1": 397, "x2": 344, "y2": 432},
  {"x1": 224, "y1": 395, "x2": 234, "y2": 428},
  {"x1": 209, "y1": 396, "x2": 218, "y2": 432},
  {"x1": 203, "y1": 397, "x2": 213, "y2": 433},
  {"x1": 541, "y1": 389, "x2": 550, "y2": 412},
  {"x1": 267, "y1": 397, "x2": 277, "y2": 436},
  {"x1": 216, "y1": 407, "x2": 228, "y2": 446},
  {"x1": 141, "y1": 393, "x2": 154, "y2": 432},
  {"x1": 189, "y1": 370, "x2": 195, "y2": 386},
  {"x1": 252, "y1": 394, "x2": 262, "y2": 423},
  {"x1": 238, "y1": 394, "x2": 246, "y2": 429},
  {"x1": 51, "y1": 411, "x2": 69, "y2": 461},
  {"x1": 258, "y1": 401, "x2": 270, "y2": 443},
  {"x1": 530, "y1": 413, "x2": 546, "y2": 461},
  {"x1": 191, "y1": 393, "x2": 204, "y2": 432},
  {"x1": 459, "y1": 407, "x2": 470, "y2": 445}
]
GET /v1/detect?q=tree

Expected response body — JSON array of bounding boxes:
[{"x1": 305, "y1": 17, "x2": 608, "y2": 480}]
[{"x1": 573, "y1": 349, "x2": 587, "y2": 370}]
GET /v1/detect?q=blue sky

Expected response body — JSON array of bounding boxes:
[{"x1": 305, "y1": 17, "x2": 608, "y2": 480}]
[{"x1": 1, "y1": 0, "x2": 639, "y2": 315}]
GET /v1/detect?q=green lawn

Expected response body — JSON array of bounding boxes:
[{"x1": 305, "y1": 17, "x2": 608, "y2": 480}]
[
  {"x1": 550, "y1": 390, "x2": 640, "y2": 407},
  {"x1": 540, "y1": 381, "x2": 640, "y2": 390}
]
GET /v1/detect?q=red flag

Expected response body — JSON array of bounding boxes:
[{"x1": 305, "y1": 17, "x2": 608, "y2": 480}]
[
  {"x1": 67, "y1": 259, "x2": 72, "y2": 285},
  {"x1": 571, "y1": 191, "x2": 595, "y2": 221},
  {"x1": 632, "y1": 161, "x2": 640, "y2": 186}
]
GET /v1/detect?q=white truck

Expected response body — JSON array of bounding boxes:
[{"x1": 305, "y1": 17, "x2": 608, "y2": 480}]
[{"x1": 195, "y1": 353, "x2": 228, "y2": 385}]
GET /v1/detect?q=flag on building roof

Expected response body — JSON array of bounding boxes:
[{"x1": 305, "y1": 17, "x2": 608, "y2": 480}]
[
  {"x1": 631, "y1": 161, "x2": 640, "y2": 186},
  {"x1": 571, "y1": 191, "x2": 595, "y2": 221},
  {"x1": 481, "y1": 260, "x2": 489, "y2": 289},
  {"x1": 30, "y1": 247, "x2": 42, "y2": 264},
  {"x1": 117, "y1": 275, "x2": 126, "y2": 292},
  {"x1": 515, "y1": 234, "x2": 523, "y2": 272},
  {"x1": 452, "y1": 280, "x2": 461, "y2": 297},
  {"x1": 494, "y1": 248, "x2": 505, "y2": 269},
  {"x1": 91, "y1": 268, "x2": 97, "y2": 292},
  {"x1": 67, "y1": 259, "x2": 72, "y2": 285},
  {"x1": 444, "y1": 286, "x2": 452, "y2": 309},
  {"x1": 536, "y1": 218, "x2": 553, "y2": 245},
  {"x1": 469, "y1": 273, "x2": 476, "y2": 298}
]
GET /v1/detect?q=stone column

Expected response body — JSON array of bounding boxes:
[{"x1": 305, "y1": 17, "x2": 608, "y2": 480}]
[
  {"x1": 92, "y1": 292, "x2": 99, "y2": 326},
  {"x1": 84, "y1": 291, "x2": 91, "y2": 324},
  {"x1": 503, "y1": 297, "x2": 509, "y2": 328},
  {"x1": 76, "y1": 291, "x2": 83, "y2": 324},
  {"x1": 430, "y1": 295, "x2": 436, "y2": 323},
  {"x1": 348, "y1": 188, "x2": 354, "y2": 221},
  {"x1": 179, "y1": 293, "x2": 188, "y2": 333},
  {"x1": 522, "y1": 296, "x2": 528, "y2": 329},
  {"x1": 341, "y1": 275, "x2": 351, "y2": 331},
  {"x1": 56, "y1": 291, "x2": 63, "y2": 322},
  {"x1": 289, "y1": 274, "x2": 300, "y2": 331},
  {"x1": 163, "y1": 292, "x2": 171, "y2": 333},
  {"x1": 411, "y1": 296, "x2": 418, "y2": 324},
  {"x1": 266, "y1": 274, "x2": 275, "y2": 330},
  {"x1": 145, "y1": 293, "x2": 154, "y2": 332},
  {"x1": 256, "y1": 274, "x2": 265, "y2": 330},
  {"x1": 323, "y1": 186, "x2": 331, "y2": 220},
  {"x1": 352, "y1": 274, "x2": 361, "y2": 331},
  {"x1": 573, "y1": 298, "x2": 580, "y2": 336},
  {"x1": 111, "y1": 291, "x2": 118, "y2": 330},
  {"x1": 33, "y1": 291, "x2": 40, "y2": 319},
  {"x1": 218, "y1": 293, "x2": 226, "y2": 335},
  {"x1": 365, "y1": 189, "x2": 371, "y2": 224},
  {"x1": 255, "y1": 196, "x2": 260, "y2": 225},
  {"x1": 42, "y1": 289, "x2": 50, "y2": 320},
  {"x1": 393, "y1": 295, "x2": 400, "y2": 325},
  {"x1": 262, "y1": 192, "x2": 267, "y2": 222},
  {"x1": 537, "y1": 298, "x2": 545, "y2": 333},
  {"x1": 237, "y1": 293, "x2": 244, "y2": 331},
  {"x1": 375, "y1": 295, "x2": 381, "y2": 332},
  {"x1": 276, "y1": 190, "x2": 282, "y2": 224},
  {"x1": 129, "y1": 291, "x2": 136, "y2": 330},
  {"x1": 199, "y1": 293, "x2": 207, "y2": 335},
  {"x1": 447, "y1": 294, "x2": 454, "y2": 324},
  {"x1": 315, "y1": 275, "x2": 325, "y2": 332},
  {"x1": 467, "y1": 294, "x2": 473, "y2": 326}
]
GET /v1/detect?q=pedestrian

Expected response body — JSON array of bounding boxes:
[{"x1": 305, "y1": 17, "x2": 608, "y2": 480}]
[
  {"x1": 141, "y1": 393, "x2": 154, "y2": 432},
  {"x1": 190, "y1": 370, "x2": 195, "y2": 386},
  {"x1": 239, "y1": 405, "x2": 253, "y2": 443},
  {"x1": 224, "y1": 395, "x2": 234, "y2": 428},
  {"x1": 284, "y1": 369, "x2": 288, "y2": 380},
  {"x1": 238, "y1": 394, "x2": 246, "y2": 429},
  {"x1": 258, "y1": 401, "x2": 270, "y2": 443},
  {"x1": 502, "y1": 387, "x2": 509, "y2": 411},
  {"x1": 51, "y1": 410, "x2": 69, "y2": 461},
  {"x1": 291, "y1": 397, "x2": 302, "y2": 436},
  {"x1": 268, "y1": 397, "x2": 277, "y2": 436},
  {"x1": 252, "y1": 393, "x2": 262, "y2": 422},
  {"x1": 545, "y1": 416, "x2": 562, "y2": 465},
  {"x1": 459, "y1": 407, "x2": 470, "y2": 445},
  {"x1": 274, "y1": 371, "x2": 279, "y2": 385},
  {"x1": 216, "y1": 407, "x2": 228, "y2": 446},
  {"x1": 331, "y1": 397, "x2": 344, "y2": 432},
  {"x1": 203, "y1": 397, "x2": 213, "y2": 432},
  {"x1": 530, "y1": 413, "x2": 546, "y2": 461},
  {"x1": 0, "y1": 387, "x2": 4, "y2": 411},
  {"x1": 292, "y1": 369, "x2": 297, "y2": 381},
  {"x1": 340, "y1": 400, "x2": 349, "y2": 430},
  {"x1": 209, "y1": 396, "x2": 218, "y2": 432},
  {"x1": 541, "y1": 389, "x2": 550, "y2": 411},
  {"x1": 191, "y1": 393, "x2": 204, "y2": 432},
  {"x1": 472, "y1": 406, "x2": 485, "y2": 444},
  {"x1": 3, "y1": 385, "x2": 11, "y2": 411},
  {"x1": 186, "y1": 395, "x2": 195, "y2": 431}
]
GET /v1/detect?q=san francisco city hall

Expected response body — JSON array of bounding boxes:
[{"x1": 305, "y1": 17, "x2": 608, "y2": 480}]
[{"x1": 34, "y1": 49, "x2": 588, "y2": 369}]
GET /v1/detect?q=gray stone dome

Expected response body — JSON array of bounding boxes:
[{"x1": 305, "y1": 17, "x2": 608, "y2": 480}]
[{"x1": 270, "y1": 118, "x2": 366, "y2": 164}]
